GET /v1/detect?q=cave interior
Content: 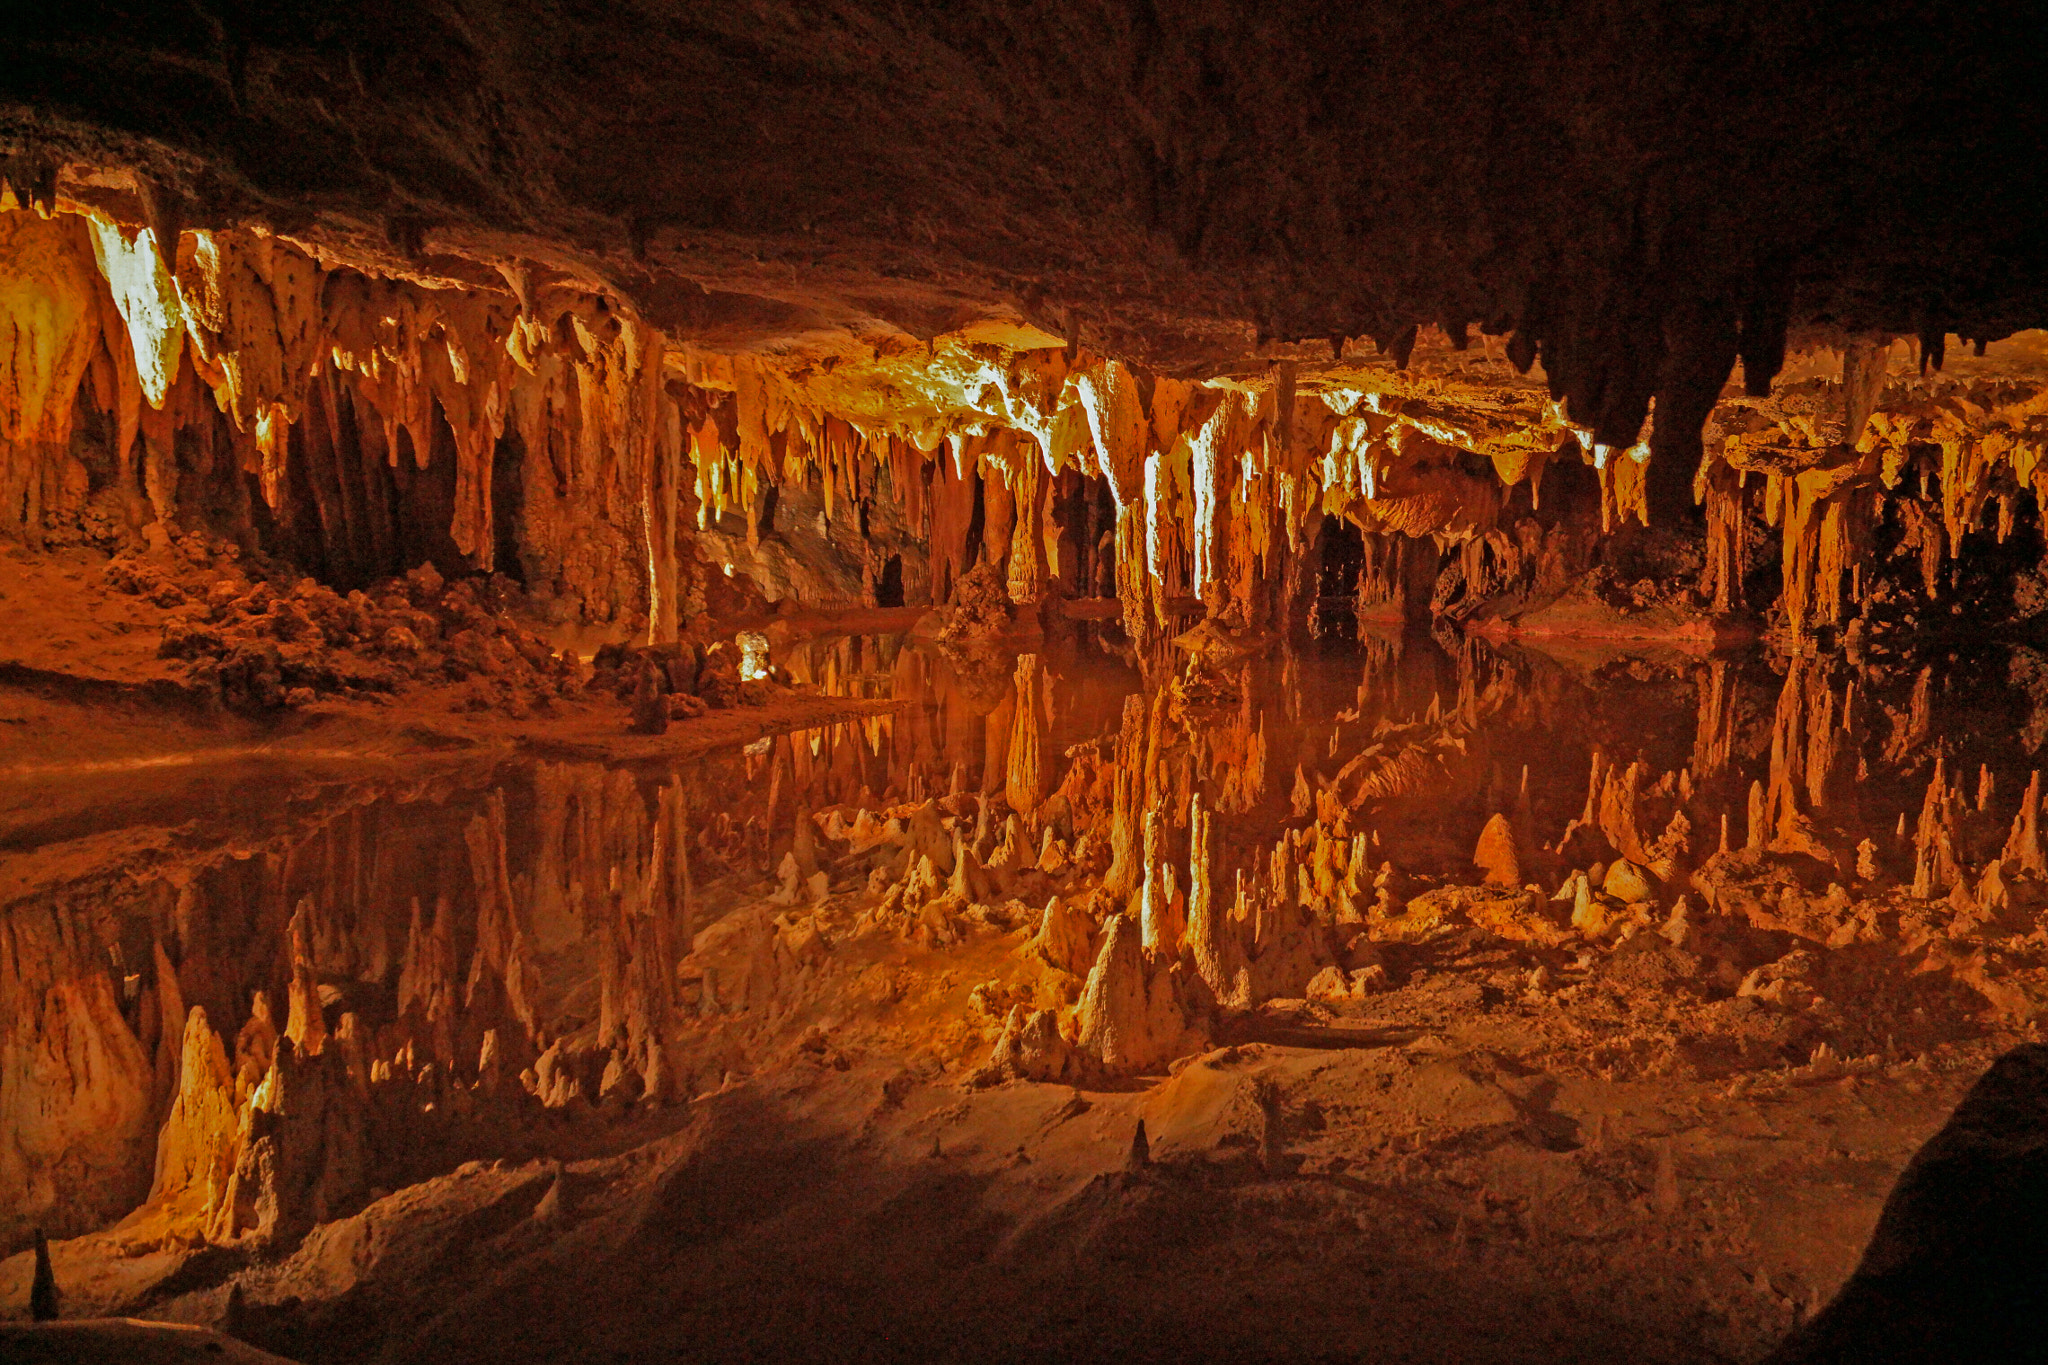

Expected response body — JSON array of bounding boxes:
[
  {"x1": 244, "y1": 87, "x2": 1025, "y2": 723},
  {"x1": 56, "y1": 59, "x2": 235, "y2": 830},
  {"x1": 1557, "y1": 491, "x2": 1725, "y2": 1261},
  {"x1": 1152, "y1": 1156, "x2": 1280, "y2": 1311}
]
[{"x1": 3, "y1": 4, "x2": 2048, "y2": 1362}]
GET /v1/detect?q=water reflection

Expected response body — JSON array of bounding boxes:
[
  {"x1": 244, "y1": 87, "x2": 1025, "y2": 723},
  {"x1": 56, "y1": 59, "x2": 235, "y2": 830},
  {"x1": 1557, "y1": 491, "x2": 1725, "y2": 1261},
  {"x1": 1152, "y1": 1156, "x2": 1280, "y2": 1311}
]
[{"x1": 7, "y1": 623, "x2": 2048, "y2": 1254}]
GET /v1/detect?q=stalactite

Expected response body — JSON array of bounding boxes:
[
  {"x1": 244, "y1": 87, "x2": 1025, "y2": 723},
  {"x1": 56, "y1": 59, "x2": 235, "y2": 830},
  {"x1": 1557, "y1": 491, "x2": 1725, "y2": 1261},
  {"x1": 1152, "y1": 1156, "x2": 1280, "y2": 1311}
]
[
  {"x1": 929, "y1": 448, "x2": 978, "y2": 605},
  {"x1": 1699, "y1": 461, "x2": 1747, "y2": 613},
  {"x1": 1693, "y1": 660, "x2": 1737, "y2": 780},
  {"x1": 979, "y1": 437, "x2": 1017, "y2": 586},
  {"x1": 1003, "y1": 441, "x2": 1047, "y2": 603},
  {"x1": 0, "y1": 210, "x2": 101, "y2": 546}
]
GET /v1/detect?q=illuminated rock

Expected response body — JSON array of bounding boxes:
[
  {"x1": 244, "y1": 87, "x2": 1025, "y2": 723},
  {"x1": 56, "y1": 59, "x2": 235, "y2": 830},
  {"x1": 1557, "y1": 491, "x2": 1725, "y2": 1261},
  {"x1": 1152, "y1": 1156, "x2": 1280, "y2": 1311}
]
[
  {"x1": 149, "y1": 1008, "x2": 239, "y2": 1230},
  {"x1": 1074, "y1": 914, "x2": 1190, "y2": 1074},
  {"x1": 1472, "y1": 813, "x2": 1521, "y2": 887}
]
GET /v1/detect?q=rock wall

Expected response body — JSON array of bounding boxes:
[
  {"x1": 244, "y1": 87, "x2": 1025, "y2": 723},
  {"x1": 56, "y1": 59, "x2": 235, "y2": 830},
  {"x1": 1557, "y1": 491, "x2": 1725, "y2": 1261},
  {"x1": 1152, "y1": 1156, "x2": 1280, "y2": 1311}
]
[{"x1": 5, "y1": 186, "x2": 2048, "y2": 648}]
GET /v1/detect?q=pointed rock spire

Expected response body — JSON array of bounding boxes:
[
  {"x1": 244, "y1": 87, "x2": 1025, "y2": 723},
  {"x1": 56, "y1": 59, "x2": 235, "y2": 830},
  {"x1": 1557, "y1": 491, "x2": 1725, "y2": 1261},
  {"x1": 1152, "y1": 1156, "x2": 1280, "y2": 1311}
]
[
  {"x1": 30, "y1": 1228, "x2": 58, "y2": 1320},
  {"x1": 1473, "y1": 813, "x2": 1521, "y2": 887},
  {"x1": 1127, "y1": 1118, "x2": 1151, "y2": 1171}
]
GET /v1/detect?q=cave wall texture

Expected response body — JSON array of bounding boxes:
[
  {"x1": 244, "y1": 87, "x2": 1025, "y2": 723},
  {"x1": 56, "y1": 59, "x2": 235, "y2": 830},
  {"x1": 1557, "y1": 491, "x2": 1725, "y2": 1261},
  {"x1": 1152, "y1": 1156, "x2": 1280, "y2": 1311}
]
[
  {"x1": 7, "y1": 2, "x2": 2048, "y2": 1313},
  {"x1": 0, "y1": 4, "x2": 2042, "y2": 612}
]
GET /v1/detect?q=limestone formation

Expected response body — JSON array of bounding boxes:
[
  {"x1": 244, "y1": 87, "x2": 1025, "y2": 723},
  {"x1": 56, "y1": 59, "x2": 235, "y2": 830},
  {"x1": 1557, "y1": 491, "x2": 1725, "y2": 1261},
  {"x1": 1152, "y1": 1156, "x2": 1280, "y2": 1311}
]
[
  {"x1": 1473, "y1": 813, "x2": 1521, "y2": 887},
  {"x1": 0, "y1": 904, "x2": 155, "y2": 1251},
  {"x1": 6, "y1": 13, "x2": 2048, "y2": 1362},
  {"x1": 1074, "y1": 914, "x2": 1190, "y2": 1075},
  {"x1": 149, "y1": 1007, "x2": 239, "y2": 1225},
  {"x1": 971, "y1": 1007, "x2": 1084, "y2": 1087},
  {"x1": 1028, "y1": 897, "x2": 1098, "y2": 978},
  {"x1": 283, "y1": 899, "x2": 326, "y2": 1058}
]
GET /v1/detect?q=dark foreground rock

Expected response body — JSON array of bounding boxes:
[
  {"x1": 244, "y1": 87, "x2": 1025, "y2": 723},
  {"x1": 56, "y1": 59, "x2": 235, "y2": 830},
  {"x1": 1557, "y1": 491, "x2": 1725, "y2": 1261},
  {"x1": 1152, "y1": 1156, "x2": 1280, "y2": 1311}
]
[
  {"x1": 1768, "y1": 1043, "x2": 2048, "y2": 1363},
  {"x1": 0, "y1": 1318, "x2": 300, "y2": 1363}
]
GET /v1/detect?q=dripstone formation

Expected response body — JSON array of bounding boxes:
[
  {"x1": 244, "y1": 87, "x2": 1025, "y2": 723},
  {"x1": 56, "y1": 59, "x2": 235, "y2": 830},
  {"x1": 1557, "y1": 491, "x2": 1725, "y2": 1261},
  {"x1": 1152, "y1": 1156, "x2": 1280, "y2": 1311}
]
[{"x1": 4, "y1": 6, "x2": 2048, "y2": 1364}]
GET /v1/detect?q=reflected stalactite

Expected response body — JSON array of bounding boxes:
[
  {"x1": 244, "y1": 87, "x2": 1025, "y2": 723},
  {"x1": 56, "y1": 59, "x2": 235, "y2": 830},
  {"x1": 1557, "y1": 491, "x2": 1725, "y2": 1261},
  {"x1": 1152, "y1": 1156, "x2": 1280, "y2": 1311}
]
[
  {"x1": 19, "y1": 617, "x2": 2048, "y2": 1301},
  {"x1": 1694, "y1": 659, "x2": 1739, "y2": 781},
  {"x1": 1005, "y1": 654, "x2": 1049, "y2": 820},
  {"x1": 1761, "y1": 657, "x2": 1845, "y2": 863}
]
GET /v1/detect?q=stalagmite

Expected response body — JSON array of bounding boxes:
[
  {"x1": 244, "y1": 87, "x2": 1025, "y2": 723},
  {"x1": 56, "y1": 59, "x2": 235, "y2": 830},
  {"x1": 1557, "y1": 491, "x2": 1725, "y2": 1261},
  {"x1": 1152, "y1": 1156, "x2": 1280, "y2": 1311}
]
[
  {"x1": 231, "y1": 992, "x2": 278, "y2": 1107},
  {"x1": 1977, "y1": 859, "x2": 2010, "y2": 915},
  {"x1": 1913, "y1": 757, "x2": 1964, "y2": 897},
  {"x1": 973, "y1": 1006, "x2": 1083, "y2": 1086},
  {"x1": 2003, "y1": 771, "x2": 2046, "y2": 877},
  {"x1": 149, "y1": 1007, "x2": 239, "y2": 1224},
  {"x1": 1029, "y1": 897, "x2": 1098, "y2": 977},
  {"x1": 1473, "y1": 814, "x2": 1521, "y2": 887},
  {"x1": 1074, "y1": 914, "x2": 1187, "y2": 1074},
  {"x1": 1138, "y1": 810, "x2": 1186, "y2": 954},
  {"x1": 150, "y1": 938, "x2": 188, "y2": 1107},
  {"x1": 1006, "y1": 653, "x2": 1048, "y2": 818},
  {"x1": 1103, "y1": 697, "x2": 1146, "y2": 899},
  {"x1": 1185, "y1": 792, "x2": 1243, "y2": 1007},
  {"x1": 283, "y1": 898, "x2": 326, "y2": 1057},
  {"x1": 1596, "y1": 762, "x2": 1650, "y2": 865},
  {"x1": 1570, "y1": 874, "x2": 1603, "y2": 936}
]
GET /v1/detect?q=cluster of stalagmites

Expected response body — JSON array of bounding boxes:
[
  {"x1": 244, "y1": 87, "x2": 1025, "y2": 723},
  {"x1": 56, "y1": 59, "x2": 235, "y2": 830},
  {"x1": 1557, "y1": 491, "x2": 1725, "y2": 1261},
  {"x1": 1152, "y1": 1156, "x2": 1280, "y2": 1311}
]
[
  {"x1": 137, "y1": 911, "x2": 558, "y2": 1252},
  {"x1": 862, "y1": 654, "x2": 2048, "y2": 1089},
  {"x1": 681, "y1": 678, "x2": 1329, "y2": 1086},
  {"x1": 2, "y1": 761, "x2": 719, "y2": 1257},
  {"x1": 1304, "y1": 715, "x2": 2048, "y2": 1037}
]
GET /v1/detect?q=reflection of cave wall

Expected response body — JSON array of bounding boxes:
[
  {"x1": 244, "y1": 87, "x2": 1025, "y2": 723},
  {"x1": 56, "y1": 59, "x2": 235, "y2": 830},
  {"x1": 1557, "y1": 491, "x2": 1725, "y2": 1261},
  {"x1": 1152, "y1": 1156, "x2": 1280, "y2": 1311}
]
[{"x1": 1049, "y1": 469, "x2": 1118, "y2": 598}]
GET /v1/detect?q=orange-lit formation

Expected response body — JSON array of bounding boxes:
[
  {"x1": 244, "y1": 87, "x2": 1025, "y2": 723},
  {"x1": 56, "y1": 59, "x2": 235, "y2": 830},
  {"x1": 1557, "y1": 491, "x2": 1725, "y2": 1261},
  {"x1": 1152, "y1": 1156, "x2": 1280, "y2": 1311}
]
[{"x1": 6, "y1": 4, "x2": 2048, "y2": 1362}]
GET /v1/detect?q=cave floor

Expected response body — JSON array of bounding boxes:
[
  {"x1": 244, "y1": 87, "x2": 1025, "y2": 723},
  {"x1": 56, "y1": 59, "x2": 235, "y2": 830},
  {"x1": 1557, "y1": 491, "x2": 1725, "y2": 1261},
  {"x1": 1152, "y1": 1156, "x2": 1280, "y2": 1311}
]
[{"x1": 2, "y1": 622, "x2": 2040, "y2": 1363}]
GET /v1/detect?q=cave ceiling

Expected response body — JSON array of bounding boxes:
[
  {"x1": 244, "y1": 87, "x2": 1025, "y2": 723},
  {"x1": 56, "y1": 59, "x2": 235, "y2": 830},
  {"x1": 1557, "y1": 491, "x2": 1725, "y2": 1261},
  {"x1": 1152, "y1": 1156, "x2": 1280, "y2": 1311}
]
[{"x1": 8, "y1": 1, "x2": 2047, "y2": 413}]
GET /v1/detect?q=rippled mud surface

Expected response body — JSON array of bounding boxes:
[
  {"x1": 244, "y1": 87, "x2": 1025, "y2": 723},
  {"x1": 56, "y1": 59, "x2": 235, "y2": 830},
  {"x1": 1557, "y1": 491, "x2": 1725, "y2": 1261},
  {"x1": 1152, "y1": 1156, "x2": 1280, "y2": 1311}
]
[{"x1": 4, "y1": 626, "x2": 2044, "y2": 1363}]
